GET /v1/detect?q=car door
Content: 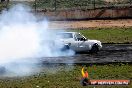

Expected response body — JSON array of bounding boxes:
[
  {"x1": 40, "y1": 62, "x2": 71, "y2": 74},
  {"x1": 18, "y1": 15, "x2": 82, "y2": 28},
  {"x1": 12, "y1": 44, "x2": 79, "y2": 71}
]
[{"x1": 74, "y1": 33, "x2": 89, "y2": 51}]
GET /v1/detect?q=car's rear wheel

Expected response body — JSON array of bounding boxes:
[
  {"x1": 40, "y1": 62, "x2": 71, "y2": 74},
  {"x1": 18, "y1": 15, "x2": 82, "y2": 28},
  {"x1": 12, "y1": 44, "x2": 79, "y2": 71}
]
[{"x1": 90, "y1": 43, "x2": 99, "y2": 53}]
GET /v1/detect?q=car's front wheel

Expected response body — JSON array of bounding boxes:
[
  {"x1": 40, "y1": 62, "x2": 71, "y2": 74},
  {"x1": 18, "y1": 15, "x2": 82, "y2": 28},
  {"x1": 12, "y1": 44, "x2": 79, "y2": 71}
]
[{"x1": 90, "y1": 43, "x2": 99, "y2": 53}]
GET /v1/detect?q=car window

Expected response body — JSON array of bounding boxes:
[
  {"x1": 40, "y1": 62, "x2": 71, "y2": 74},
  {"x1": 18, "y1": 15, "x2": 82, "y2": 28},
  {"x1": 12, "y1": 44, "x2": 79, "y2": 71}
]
[
  {"x1": 76, "y1": 34, "x2": 84, "y2": 39},
  {"x1": 75, "y1": 33, "x2": 86, "y2": 41},
  {"x1": 57, "y1": 33, "x2": 73, "y2": 39}
]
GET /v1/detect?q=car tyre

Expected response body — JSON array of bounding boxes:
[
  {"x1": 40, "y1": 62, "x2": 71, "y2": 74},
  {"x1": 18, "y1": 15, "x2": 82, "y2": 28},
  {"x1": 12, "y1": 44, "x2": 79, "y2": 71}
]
[{"x1": 90, "y1": 43, "x2": 99, "y2": 53}]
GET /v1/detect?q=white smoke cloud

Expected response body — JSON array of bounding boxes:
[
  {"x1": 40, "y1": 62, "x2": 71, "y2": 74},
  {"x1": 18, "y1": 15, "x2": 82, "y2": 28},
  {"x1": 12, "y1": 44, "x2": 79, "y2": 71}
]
[{"x1": 0, "y1": 4, "x2": 74, "y2": 77}]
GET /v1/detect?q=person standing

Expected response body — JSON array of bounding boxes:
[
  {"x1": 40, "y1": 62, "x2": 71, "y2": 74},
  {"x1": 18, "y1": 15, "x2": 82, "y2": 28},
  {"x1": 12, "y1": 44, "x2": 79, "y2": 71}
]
[{"x1": 81, "y1": 67, "x2": 91, "y2": 86}]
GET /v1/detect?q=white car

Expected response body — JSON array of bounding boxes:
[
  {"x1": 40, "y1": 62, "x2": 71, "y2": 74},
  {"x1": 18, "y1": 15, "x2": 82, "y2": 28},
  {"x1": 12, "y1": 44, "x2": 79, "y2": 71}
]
[{"x1": 57, "y1": 32, "x2": 102, "y2": 53}]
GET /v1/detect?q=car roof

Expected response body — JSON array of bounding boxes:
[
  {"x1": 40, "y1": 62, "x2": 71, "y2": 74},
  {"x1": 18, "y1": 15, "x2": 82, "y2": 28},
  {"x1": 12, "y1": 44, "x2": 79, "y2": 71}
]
[{"x1": 58, "y1": 32, "x2": 78, "y2": 34}]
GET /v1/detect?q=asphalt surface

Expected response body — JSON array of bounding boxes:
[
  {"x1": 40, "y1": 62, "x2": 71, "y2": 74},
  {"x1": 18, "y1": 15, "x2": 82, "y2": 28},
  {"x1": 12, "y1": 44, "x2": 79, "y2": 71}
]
[
  {"x1": 42, "y1": 44, "x2": 132, "y2": 64},
  {"x1": 0, "y1": 44, "x2": 131, "y2": 76}
]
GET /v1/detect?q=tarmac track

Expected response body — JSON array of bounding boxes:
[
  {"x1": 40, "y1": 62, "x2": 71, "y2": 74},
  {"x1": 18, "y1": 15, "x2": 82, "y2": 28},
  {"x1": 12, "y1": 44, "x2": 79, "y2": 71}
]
[
  {"x1": 0, "y1": 44, "x2": 131, "y2": 76},
  {"x1": 42, "y1": 44, "x2": 132, "y2": 64}
]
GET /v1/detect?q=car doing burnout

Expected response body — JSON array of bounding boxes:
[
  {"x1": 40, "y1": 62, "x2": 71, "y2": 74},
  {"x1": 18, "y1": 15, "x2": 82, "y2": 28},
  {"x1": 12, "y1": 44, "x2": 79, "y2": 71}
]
[{"x1": 56, "y1": 32, "x2": 102, "y2": 53}]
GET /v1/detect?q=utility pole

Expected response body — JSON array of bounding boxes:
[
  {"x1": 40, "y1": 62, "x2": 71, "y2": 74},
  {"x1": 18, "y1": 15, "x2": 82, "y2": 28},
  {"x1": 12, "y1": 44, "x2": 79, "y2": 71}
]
[
  {"x1": 35, "y1": 0, "x2": 37, "y2": 14},
  {"x1": 6, "y1": 0, "x2": 9, "y2": 10},
  {"x1": 93, "y1": 0, "x2": 95, "y2": 9},
  {"x1": 54, "y1": 0, "x2": 57, "y2": 11}
]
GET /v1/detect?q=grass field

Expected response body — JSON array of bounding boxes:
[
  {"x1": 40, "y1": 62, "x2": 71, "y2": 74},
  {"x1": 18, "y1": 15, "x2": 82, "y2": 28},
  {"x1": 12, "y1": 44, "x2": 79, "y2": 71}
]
[
  {"x1": 34, "y1": 0, "x2": 105, "y2": 9},
  {"x1": 0, "y1": 63, "x2": 131, "y2": 88},
  {"x1": 70, "y1": 27, "x2": 132, "y2": 44}
]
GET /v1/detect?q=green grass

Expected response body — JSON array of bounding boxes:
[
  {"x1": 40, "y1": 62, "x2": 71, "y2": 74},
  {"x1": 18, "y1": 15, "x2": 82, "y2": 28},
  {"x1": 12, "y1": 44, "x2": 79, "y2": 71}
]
[
  {"x1": 33, "y1": 0, "x2": 105, "y2": 9},
  {"x1": 0, "y1": 0, "x2": 121, "y2": 10},
  {"x1": 70, "y1": 27, "x2": 132, "y2": 43},
  {"x1": 0, "y1": 0, "x2": 131, "y2": 11},
  {"x1": 33, "y1": 0, "x2": 130, "y2": 10},
  {"x1": 0, "y1": 64, "x2": 131, "y2": 88}
]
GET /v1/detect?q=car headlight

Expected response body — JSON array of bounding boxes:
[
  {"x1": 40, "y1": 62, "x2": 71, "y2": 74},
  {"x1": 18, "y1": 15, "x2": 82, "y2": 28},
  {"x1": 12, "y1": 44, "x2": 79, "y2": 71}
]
[{"x1": 97, "y1": 41, "x2": 102, "y2": 48}]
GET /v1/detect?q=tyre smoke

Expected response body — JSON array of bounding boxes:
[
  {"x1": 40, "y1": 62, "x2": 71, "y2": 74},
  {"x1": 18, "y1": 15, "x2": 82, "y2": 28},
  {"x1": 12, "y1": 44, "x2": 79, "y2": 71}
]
[{"x1": 0, "y1": 4, "x2": 74, "y2": 77}]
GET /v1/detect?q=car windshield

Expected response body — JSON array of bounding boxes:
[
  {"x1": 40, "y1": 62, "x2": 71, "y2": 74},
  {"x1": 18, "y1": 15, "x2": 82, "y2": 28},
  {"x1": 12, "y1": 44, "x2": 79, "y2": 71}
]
[
  {"x1": 57, "y1": 33, "x2": 73, "y2": 39},
  {"x1": 76, "y1": 33, "x2": 84, "y2": 39}
]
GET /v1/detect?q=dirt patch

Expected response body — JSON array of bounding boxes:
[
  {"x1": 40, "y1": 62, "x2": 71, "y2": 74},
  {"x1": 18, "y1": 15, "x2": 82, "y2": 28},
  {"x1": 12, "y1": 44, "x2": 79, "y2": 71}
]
[{"x1": 49, "y1": 19, "x2": 132, "y2": 29}]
